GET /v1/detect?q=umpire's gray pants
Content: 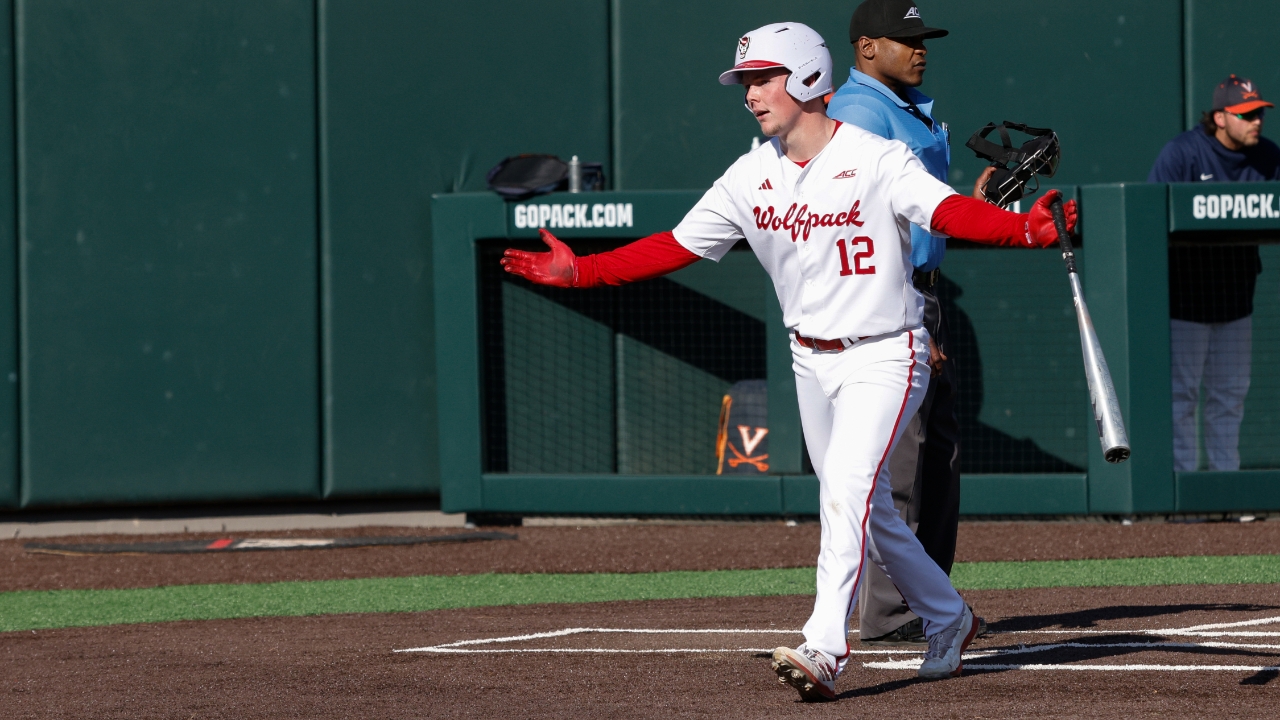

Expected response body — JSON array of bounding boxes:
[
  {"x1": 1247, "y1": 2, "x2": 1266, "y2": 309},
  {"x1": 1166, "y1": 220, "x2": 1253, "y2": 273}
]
[{"x1": 858, "y1": 286, "x2": 962, "y2": 639}]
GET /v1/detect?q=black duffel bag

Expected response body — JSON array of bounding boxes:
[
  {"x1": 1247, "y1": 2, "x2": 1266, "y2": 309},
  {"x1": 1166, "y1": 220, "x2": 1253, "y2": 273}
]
[{"x1": 485, "y1": 154, "x2": 568, "y2": 200}]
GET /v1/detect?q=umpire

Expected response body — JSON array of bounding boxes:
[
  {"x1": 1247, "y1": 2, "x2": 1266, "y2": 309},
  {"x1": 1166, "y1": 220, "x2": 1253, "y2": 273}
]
[{"x1": 826, "y1": 0, "x2": 985, "y2": 645}]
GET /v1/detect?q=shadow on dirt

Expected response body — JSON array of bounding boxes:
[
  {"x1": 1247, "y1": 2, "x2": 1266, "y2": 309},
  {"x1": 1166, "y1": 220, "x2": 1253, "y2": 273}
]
[
  {"x1": 975, "y1": 600, "x2": 1280, "y2": 686},
  {"x1": 967, "y1": 632, "x2": 1280, "y2": 684},
  {"x1": 836, "y1": 675, "x2": 935, "y2": 699},
  {"x1": 987, "y1": 603, "x2": 1280, "y2": 631}
]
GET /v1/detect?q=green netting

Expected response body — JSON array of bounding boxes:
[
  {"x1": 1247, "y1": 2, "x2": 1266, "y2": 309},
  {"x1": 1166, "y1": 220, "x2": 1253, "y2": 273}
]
[
  {"x1": 942, "y1": 248, "x2": 1090, "y2": 472},
  {"x1": 503, "y1": 283, "x2": 615, "y2": 473}
]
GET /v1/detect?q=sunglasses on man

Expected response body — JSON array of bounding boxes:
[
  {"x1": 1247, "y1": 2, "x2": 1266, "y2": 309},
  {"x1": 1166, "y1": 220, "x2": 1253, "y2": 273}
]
[{"x1": 1225, "y1": 108, "x2": 1266, "y2": 121}]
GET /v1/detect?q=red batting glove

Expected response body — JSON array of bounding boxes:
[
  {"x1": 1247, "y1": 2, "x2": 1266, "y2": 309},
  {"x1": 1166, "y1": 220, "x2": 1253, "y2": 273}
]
[
  {"x1": 1024, "y1": 190, "x2": 1078, "y2": 248},
  {"x1": 500, "y1": 229, "x2": 577, "y2": 287}
]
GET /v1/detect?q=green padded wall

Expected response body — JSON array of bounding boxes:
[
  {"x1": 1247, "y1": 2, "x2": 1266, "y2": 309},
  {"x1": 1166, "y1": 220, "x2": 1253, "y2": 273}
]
[
  {"x1": 615, "y1": 0, "x2": 1183, "y2": 191},
  {"x1": 925, "y1": 1, "x2": 1183, "y2": 189},
  {"x1": 320, "y1": 0, "x2": 610, "y2": 496},
  {"x1": 0, "y1": 1, "x2": 15, "y2": 508},
  {"x1": 1184, "y1": 0, "x2": 1280, "y2": 129},
  {"x1": 614, "y1": 0, "x2": 857, "y2": 190},
  {"x1": 18, "y1": 0, "x2": 319, "y2": 505}
]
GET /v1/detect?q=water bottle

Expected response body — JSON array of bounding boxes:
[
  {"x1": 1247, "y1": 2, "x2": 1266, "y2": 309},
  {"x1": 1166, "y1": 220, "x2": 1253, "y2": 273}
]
[{"x1": 568, "y1": 155, "x2": 582, "y2": 193}]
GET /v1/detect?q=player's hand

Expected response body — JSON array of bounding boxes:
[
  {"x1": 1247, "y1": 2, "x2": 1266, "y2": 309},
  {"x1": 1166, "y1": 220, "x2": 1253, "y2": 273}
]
[
  {"x1": 972, "y1": 166, "x2": 997, "y2": 201},
  {"x1": 1025, "y1": 190, "x2": 1078, "y2": 248},
  {"x1": 927, "y1": 337, "x2": 947, "y2": 376},
  {"x1": 501, "y1": 229, "x2": 577, "y2": 287}
]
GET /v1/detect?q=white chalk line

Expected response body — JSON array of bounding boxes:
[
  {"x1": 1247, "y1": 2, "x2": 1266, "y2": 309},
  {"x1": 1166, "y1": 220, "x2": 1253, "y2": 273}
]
[
  {"x1": 399, "y1": 615, "x2": 1280, "y2": 652},
  {"x1": 396, "y1": 617, "x2": 1280, "y2": 673},
  {"x1": 868, "y1": 661, "x2": 1280, "y2": 672},
  {"x1": 1000, "y1": 629, "x2": 1280, "y2": 637},
  {"x1": 396, "y1": 627, "x2": 802, "y2": 652}
]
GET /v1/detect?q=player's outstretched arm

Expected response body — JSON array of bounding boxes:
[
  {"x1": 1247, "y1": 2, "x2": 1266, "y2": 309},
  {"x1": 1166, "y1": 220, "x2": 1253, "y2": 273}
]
[
  {"x1": 930, "y1": 189, "x2": 1078, "y2": 247},
  {"x1": 501, "y1": 228, "x2": 701, "y2": 288}
]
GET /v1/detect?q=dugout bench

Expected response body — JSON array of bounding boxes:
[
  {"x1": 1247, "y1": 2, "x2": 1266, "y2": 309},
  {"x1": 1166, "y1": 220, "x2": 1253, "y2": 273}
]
[{"x1": 432, "y1": 185, "x2": 1280, "y2": 518}]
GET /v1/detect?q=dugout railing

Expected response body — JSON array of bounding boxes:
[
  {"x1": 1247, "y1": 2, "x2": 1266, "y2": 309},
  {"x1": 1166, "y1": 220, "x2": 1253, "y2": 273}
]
[{"x1": 432, "y1": 184, "x2": 1280, "y2": 517}]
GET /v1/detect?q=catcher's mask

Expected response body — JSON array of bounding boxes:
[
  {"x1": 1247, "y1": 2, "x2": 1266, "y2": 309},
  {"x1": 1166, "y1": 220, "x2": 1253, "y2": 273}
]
[{"x1": 965, "y1": 122, "x2": 1060, "y2": 207}]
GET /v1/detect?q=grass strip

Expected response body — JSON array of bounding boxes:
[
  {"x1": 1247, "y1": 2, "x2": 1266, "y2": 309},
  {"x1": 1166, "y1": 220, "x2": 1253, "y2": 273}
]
[
  {"x1": 951, "y1": 554, "x2": 1280, "y2": 590},
  {"x1": 0, "y1": 568, "x2": 815, "y2": 633},
  {"x1": 1, "y1": 555, "x2": 1277, "y2": 633}
]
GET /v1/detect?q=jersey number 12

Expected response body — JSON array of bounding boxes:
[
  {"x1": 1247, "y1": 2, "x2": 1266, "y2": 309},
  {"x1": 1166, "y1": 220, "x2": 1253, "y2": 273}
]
[{"x1": 836, "y1": 237, "x2": 875, "y2": 276}]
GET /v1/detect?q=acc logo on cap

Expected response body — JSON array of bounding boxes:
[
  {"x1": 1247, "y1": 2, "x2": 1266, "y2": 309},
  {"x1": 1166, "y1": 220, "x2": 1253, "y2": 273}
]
[
  {"x1": 904, "y1": 6, "x2": 921, "y2": 19},
  {"x1": 738, "y1": 35, "x2": 750, "y2": 58}
]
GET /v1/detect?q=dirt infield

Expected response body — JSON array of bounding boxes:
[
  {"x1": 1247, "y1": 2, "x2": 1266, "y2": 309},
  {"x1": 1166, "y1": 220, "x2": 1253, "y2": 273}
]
[
  {"x1": 2, "y1": 519, "x2": 1277, "y2": 592},
  {"x1": 1, "y1": 584, "x2": 1276, "y2": 719}
]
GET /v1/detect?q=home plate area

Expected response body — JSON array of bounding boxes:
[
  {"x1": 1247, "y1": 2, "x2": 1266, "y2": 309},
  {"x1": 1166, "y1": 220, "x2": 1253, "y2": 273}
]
[{"x1": 397, "y1": 616, "x2": 1280, "y2": 675}]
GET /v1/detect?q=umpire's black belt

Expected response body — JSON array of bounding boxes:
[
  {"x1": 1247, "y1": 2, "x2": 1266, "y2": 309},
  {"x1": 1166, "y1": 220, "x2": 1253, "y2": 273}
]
[{"x1": 913, "y1": 268, "x2": 940, "y2": 290}]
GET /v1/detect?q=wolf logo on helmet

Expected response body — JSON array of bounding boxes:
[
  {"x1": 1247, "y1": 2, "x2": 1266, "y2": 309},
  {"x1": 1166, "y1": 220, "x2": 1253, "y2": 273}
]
[{"x1": 718, "y1": 22, "x2": 833, "y2": 104}]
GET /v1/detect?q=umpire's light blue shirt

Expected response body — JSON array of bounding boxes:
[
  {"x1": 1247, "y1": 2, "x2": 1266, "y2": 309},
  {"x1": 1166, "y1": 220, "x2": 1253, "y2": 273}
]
[{"x1": 827, "y1": 69, "x2": 951, "y2": 271}]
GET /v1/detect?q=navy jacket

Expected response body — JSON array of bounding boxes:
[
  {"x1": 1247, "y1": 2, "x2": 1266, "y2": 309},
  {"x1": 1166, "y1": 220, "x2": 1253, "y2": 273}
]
[{"x1": 1148, "y1": 127, "x2": 1280, "y2": 323}]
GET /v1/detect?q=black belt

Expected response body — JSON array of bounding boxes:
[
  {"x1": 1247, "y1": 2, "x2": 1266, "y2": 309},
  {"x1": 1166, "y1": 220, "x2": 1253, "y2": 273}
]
[{"x1": 913, "y1": 268, "x2": 939, "y2": 289}]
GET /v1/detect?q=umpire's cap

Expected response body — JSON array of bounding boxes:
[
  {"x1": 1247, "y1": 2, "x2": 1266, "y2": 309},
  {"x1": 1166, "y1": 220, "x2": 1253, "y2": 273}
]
[{"x1": 850, "y1": 0, "x2": 948, "y2": 42}]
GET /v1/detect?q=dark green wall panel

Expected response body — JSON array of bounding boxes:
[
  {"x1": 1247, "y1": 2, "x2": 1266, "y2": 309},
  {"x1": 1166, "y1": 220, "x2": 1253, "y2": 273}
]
[
  {"x1": 321, "y1": 0, "x2": 609, "y2": 496},
  {"x1": 614, "y1": 0, "x2": 857, "y2": 190},
  {"x1": 925, "y1": 1, "x2": 1182, "y2": 189},
  {"x1": 1185, "y1": 0, "x2": 1280, "y2": 129},
  {"x1": 18, "y1": 0, "x2": 319, "y2": 505},
  {"x1": 616, "y1": 1, "x2": 1182, "y2": 191},
  {"x1": 0, "y1": 1, "x2": 15, "y2": 508}
]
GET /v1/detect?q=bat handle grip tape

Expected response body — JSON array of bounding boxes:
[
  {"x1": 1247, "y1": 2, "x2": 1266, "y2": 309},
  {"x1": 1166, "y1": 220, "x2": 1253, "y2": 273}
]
[{"x1": 1050, "y1": 197, "x2": 1078, "y2": 275}]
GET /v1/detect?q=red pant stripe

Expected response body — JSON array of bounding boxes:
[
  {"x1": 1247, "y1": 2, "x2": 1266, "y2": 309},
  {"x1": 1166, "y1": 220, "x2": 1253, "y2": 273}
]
[{"x1": 837, "y1": 331, "x2": 918, "y2": 661}]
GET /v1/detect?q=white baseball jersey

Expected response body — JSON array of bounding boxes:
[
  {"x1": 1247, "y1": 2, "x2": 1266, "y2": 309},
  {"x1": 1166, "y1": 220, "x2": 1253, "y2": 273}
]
[{"x1": 673, "y1": 123, "x2": 957, "y2": 340}]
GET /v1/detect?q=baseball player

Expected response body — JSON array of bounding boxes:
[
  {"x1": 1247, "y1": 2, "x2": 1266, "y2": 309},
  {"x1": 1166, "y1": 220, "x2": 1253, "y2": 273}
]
[{"x1": 501, "y1": 22, "x2": 1076, "y2": 701}]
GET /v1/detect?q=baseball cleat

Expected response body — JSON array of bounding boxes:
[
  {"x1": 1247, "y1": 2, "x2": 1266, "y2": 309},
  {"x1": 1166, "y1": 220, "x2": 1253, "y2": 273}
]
[
  {"x1": 771, "y1": 645, "x2": 837, "y2": 701},
  {"x1": 917, "y1": 604, "x2": 978, "y2": 679}
]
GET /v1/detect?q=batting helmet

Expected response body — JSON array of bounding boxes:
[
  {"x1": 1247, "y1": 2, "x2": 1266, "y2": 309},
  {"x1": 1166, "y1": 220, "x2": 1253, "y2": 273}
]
[{"x1": 718, "y1": 23, "x2": 833, "y2": 103}]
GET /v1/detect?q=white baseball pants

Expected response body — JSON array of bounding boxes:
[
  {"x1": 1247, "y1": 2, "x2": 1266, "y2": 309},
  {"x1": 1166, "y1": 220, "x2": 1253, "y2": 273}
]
[
  {"x1": 792, "y1": 326, "x2": 966, "y2": 669},
  {"x1": 1170, "y1": 316, "x2": 1252, "y2": 472}
]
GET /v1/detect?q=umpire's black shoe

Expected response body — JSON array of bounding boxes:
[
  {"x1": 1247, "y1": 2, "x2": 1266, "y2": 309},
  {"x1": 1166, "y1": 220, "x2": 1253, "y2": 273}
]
[
  {"x1": 861, "y1": 608, "x2": 989, "y2": 646},
  {"x1": 861, "y1": 617, "x2": 925, "y2": 646}
]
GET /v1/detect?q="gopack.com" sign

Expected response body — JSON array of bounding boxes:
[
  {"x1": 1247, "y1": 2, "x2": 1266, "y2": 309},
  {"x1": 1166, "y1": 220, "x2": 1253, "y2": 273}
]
[
  {"x1": 1191, "y1": 192, "x2": 1280, "y2": 220},
  {"x1": 514, "y1": 202, "x2": 635, "y2": 229}
]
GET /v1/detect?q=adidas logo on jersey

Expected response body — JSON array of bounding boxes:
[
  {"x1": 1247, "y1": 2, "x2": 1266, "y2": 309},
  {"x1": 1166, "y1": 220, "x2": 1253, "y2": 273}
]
[
  {"x1": 760, "y1": 179, "x2": 774, "y2": 190},
  {"x1": 833, "y1": 169, "x2": 857, "y2": 179}
]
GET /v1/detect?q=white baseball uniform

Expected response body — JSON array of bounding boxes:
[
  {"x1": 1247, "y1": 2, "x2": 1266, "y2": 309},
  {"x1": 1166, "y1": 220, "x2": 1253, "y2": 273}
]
[{"x1": 673, "y1": 122, "x2": 967, "y2": 668}]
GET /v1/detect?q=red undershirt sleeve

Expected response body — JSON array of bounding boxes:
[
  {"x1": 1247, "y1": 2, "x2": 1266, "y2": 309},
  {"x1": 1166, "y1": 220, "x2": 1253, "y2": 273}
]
[
  {"x1": 929, "y1": 194, "x2": 1031, "y2": 247},
  {"x1": 573, "y1": 231, "x2": 702, "y2": 288}
]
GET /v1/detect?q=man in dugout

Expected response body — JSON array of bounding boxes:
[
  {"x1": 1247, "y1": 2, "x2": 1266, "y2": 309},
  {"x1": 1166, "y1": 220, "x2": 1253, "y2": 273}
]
[{"x1": 1149, "y1": 76, "x2": 1280, "y2": 473}]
